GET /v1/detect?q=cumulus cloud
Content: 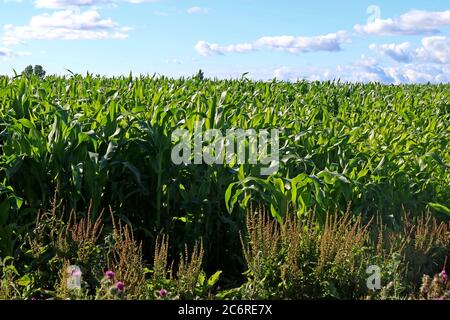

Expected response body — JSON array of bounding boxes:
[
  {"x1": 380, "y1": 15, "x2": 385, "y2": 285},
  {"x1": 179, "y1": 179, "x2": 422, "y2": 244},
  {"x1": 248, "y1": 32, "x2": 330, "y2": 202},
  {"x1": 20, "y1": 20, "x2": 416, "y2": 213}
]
[
  {"x1": 34, "y1": 0, "x2": 111, "y2": 8},
  {"x1": 273, "y1": 66, "x2": 295, "y2": 80},
  {"x1": 353, "y1": 55, "x2": 379, "y2": 67},
  {"x1": 34, "y1": 0, "x2": 158, "y2": 8},
  {"x1": 255, "y1": 33, "x2": 348, "y2": 53},
  {"x1": 416, "y1": 36, "x2": 450, "y2": 64},
  {"x1": 272, "y1": 57, "x2": 450, "y2": 84},
  {"x1": 272, "y1": 64, "x2": 392, "y2": 83},
  {"x1": 2, "y1": 10, "x2": 131, "y2": 44},
  {"x1": 369, "y1": 42, "x2": 413, "y2": 62},
  {"x1": 195, "y1": 31, "x2": 348, "y2": 56},
  {"x1": 328, "y1": 60, "x2": 395, "y2": 83},
  {"x1": 0, "y1": 47, "x2": 31, "y2": 59},
  {"x1": 187, "y1": 6, "x2": 209, "y2": 14},
  {"x1": 370, "y1": 36, "x2": 450, "y2": 65},
  {"x1": 386, "y1": 64, "x2": 450, "y2": 83},
  {"x1": 195, "y1": 41, "x2": 254, "y2": 56},
  {"x1": 0, "y1": 47, "x2": 13, "y2": 57},
  {"x1": 354, "y1": 9, "x2": 450, "y2": 36}
]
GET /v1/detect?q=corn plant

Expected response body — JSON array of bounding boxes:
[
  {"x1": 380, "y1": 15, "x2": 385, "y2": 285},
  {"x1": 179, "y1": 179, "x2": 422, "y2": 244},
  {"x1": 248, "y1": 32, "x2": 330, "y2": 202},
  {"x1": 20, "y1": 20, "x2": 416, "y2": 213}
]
[{"x1": 0, "y1": 74, "x2": 449, "y2": 278}]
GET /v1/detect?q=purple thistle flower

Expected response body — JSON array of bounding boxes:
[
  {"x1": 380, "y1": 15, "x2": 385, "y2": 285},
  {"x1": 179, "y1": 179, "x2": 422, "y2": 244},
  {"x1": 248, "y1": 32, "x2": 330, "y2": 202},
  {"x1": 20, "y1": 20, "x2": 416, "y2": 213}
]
[
  {"x1": 115, "y1": 281, "x2": 125, "y2": 292},
  {"x1": 105, "y1": 270, "x2": 115, "y2": 280},
  {"x1": 440, "y1": 269, "x2": 448, "y2": 283},
  {"x1": 159, "y1": 288, "x2": 167, "y2": 297},
  {"x1": 71, "y1": 269, "x2": 81, "y2": 277}
]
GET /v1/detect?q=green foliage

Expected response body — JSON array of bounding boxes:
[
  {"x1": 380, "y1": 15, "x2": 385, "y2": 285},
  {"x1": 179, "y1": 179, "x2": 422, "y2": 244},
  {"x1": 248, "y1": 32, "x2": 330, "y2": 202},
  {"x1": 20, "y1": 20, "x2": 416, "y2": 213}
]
[
  {"x1": 0, "y1": 202, "x2": 221, "y2": 300},
  {"x1": 239, "y1": 207, "x2": 450, "y2": 300},
  {"x1": 22, "y1": 65, "x2": 33, "y2": 78},
  {"x1": 33, "y1": 65, "x2": 46, "y2": 80},
  {"x1": 149, "y1": 235, "x2": 221, "y2": 300},
  {"x1": 21, "y1": 65, "x2": 46, "y2": 80},
  {"x1": 195, "y1": 69, "x2": 204, "y2": 81},
  {"x1": 0, "y1": 257, "x2": 20, "y2": 299},
  {"x1": 0, "y1": 75, "x2": 448, "y2": 296},
  {"x1": 239, "y1": 207, "x2": 374, "y2": 299}
]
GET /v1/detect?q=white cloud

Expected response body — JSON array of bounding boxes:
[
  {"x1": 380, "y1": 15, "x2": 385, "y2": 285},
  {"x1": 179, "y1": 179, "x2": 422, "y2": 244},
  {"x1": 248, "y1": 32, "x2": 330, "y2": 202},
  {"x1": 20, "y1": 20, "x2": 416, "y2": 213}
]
[
  {"x1": 195, "y1": 41, "x2": 254, "y2": 56},
  {"x1": 385, "y1": 64, "x2": 450, "y2": 83},
  {"x1": 0, "y1": 47, "x2": 31, "y2": 59},
  {"x1": 353, "y1": 55, "x2": 379, "y2": 67},
  {"x1": 369, "y1": 42, "x2": 412, "y2": 62},
  {"x1": 273, "y1": 66, "x2": 294, "y2": 80},
  {"x1": 34, "y1": 0, "x2": 158, "y2": 8},
  {"x1": 416, "y1": 36, "x2": 450, "y2": 64},
  {"x1": 370, "y1": 36, "x2": 450, "y2": 65},
  {"x1": 195, "y1": 31, "x2": 348, "y2": 56},
  {"x1": 256, "y1": 33, "x2": 348, "y2": 53},
  {"x1": 187, "y1": 6, "x2": 209, "y2": 14},
  {"x1": 354, "y1": 9, "x2": 450, "y2": 36},
  {"x1": 325, "y1": 60, "x2": 395, "y2": 83},
  {"x1": 2, "y1": 10, "x2": 131, "y2": 44},
  {"x1": 272, "y1": 59, "x2": 450, "y2": 84},
  {"x1": 34, "y1": 0, "x2": 111, "y2": 8},
  {"x1": 0, "y1": 47, "x2": 13, "y2": 57}
]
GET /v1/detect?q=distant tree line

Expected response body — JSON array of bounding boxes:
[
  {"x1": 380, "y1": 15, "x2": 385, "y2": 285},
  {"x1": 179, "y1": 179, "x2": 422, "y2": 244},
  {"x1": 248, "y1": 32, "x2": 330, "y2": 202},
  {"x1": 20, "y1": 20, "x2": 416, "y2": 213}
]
[{"x1": 22, "y1": 65, "x2": 46, "y2": 79}]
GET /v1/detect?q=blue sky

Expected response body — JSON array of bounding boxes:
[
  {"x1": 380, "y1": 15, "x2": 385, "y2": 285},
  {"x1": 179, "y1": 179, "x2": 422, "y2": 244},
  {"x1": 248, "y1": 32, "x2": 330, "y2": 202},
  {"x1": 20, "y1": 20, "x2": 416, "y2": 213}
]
[{"x1": 1, "y1": 0, "x2": 450, "y2": 83}]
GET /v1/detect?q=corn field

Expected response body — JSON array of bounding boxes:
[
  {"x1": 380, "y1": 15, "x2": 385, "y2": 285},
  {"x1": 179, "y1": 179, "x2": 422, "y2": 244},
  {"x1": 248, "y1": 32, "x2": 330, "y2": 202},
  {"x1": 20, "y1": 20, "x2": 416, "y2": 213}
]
[{"x1": 0, "y1": 74, "x2": 449, "y2": 278}]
